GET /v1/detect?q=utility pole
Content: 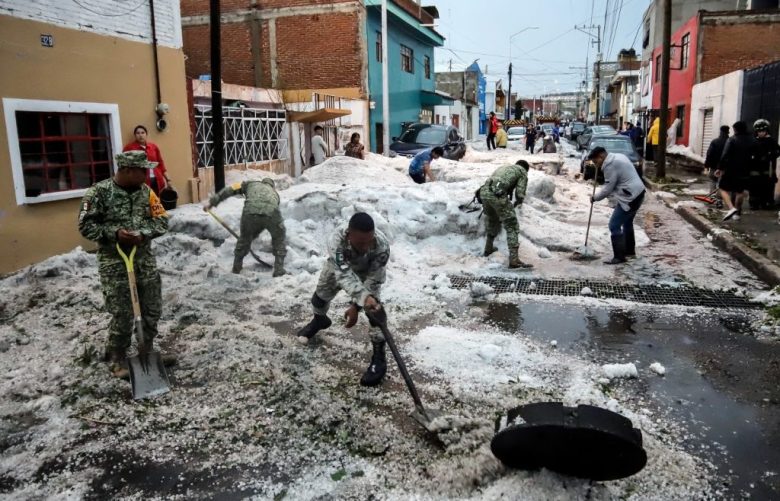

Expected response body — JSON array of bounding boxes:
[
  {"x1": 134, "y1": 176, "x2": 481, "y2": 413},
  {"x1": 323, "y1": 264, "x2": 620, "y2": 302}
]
[
  {"x1": 575, "y1": 24, "x2": 601, "y2": 124},
  {"x1": 507, "y1": 62, "x2": 513, "y2": 119},
  {"x1": 209, "y1": 0, "x2": 224, "y2": 191},
  {"x1": 381, "y1": 0, "x2": 390, "y2": 156},
  {"x1": 656, "y1": 0, "x2": 671, "y2": 179}
]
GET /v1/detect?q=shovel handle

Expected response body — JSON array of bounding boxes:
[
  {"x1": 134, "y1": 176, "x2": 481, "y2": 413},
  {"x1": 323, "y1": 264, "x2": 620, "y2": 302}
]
[
  {"x1": 207, "y1": 209, "x2": 272, "y2": 269},
  {"x1": 583, "y1": 162, "x2": 600, "y2": 247},
  {"x1": 367, "y1": 310, "x2": 429, "y2": 419},
  {"x1": 116, "y1": 244, "x2": 146, "y2": 350}
]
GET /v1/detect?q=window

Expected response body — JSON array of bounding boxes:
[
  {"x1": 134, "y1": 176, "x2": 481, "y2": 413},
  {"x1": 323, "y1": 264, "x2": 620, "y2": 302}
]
[
  {"x1": 642, "y1": 19, "x2": 650, "y2": 48},
  {"x1": 424, "y1": 55, "x2": 431, "y2": 79},
  {"x1": 681, "y1": 33, "x2": 690, "y2": 69},
  {"x1": 375, "y1": 31, "x2": 382, "y2": 62},
  {"x1": 3, "y1": 98, "x2": 121, "y2": 205},
  {"x1": 676, "y1": 105, "x2": 685, "y2": 137},
  {"x1": 401, "y1": 45, "x2": 414, "y2": 73},
  {"x1": 655, "y1": 54, "x2": 662, "y2": 82},
  {"x1": 194, "y1": 104, "x2": 288, "y2": 168}
]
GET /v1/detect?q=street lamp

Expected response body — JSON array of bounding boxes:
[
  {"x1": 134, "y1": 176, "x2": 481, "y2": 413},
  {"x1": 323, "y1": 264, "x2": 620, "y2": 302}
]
[{"x1": 507, "y1": 27, "x2": 538, "y2": 119}]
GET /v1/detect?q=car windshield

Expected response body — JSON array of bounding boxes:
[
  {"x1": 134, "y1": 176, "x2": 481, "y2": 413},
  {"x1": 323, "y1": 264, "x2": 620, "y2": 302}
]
[
  {"x1": 593, "y1": 126, "x2": 616, "y2": 134},
  {"x1": 573, "y1": 123, "x2": 586, "y2": 131},
  {"x1": 592, "y1": 138, "x2": 634, "y2": 153},
  {"x1": 508, "y1": 127, "x2": 526, "y2": 135},
  {"x1": 398, "y1": 127, "x2": 447, "y2": 145}
]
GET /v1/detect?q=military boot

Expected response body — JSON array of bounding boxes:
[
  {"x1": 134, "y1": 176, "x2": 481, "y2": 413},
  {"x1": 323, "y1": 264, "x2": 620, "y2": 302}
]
[
  {"x1": 508, "y1": 247, "x2": 533, "y2": 269},
  {"x1": 296, "y1": 314, "x2": 332, "y2": 345},
  {"x1": 483, "y1": 236, "x2": 498, "y2": 256},
  {"x1": 272, "y1": 255, "x2": 286, "y2": 277},
  {"x1": 360, "y1": 341, "x2": 387, "y2": 387},
  {"x1": 604, "y1": 235, "x2": 627, "y2": 265},
  {"x1": 232, "y1": 257, "x2": 243, "y2": 274},
  {"x1": 624, "y1": 231, "x2": 636, "y2": 258}
]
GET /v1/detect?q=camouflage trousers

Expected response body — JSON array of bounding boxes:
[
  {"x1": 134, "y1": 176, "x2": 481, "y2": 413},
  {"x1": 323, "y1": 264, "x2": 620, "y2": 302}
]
[
  {"x1": 480, "y1": 185, "x2": 519, "y2": 249},
  {"x1": 235, "y1": 212, "x2": 286, "y2": 266},
  {"x1": 99, "y1": 256, "x2": 162, "y2": 353},
  {"x1": 312, "y1": 261, "x2": 384, "y2": 342}
]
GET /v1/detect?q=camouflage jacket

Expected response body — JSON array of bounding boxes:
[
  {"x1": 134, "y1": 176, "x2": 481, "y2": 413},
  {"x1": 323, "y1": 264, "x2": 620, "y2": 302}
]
[
  {"x1": 483, "y1": 164, "x2": 528, "y2": 204},
  {"x1": 328, "y1": 224, "x2": 390, "y2": 306},
  {"x1": 209, "y1": 180, "x2": 280, "y2": 216},
  {"x1": 78, "y1": 179, "x2": 168, "y2": 264}
]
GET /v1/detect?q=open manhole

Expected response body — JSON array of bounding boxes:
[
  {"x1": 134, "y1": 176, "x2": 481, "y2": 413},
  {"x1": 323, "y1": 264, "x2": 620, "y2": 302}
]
[{"x1": 447, "y1": 275, "x2": 761, "y2": 310}]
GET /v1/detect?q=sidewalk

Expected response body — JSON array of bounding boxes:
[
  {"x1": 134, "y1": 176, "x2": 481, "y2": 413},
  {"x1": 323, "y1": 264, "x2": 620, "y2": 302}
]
[{"x1": 643, "y1": 159, "x2": 780, "y2": 286}]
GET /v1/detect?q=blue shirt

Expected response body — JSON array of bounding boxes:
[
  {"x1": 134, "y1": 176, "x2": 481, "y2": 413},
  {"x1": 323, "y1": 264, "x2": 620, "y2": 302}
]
[{"x1": 409, "y1": 149, "x2": 433, "y2": 176}]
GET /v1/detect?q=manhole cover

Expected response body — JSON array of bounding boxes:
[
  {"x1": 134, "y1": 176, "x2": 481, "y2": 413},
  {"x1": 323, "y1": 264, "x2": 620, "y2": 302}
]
[{"x1": 447, "y1": 275, "x2": 760, "y2": 310}]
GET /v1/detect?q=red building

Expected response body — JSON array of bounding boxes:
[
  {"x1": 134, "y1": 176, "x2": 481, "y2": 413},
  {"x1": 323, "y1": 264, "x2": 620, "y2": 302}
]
[{"x1": 651, "y1": 15, "x2": 698, "y2": 146}]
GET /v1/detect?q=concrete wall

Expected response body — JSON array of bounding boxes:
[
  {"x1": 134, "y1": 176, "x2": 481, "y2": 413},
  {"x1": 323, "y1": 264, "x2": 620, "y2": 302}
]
[
  {"x1": 0, "y1": 14, "x2": 193, "y2": 274},
  {"x1": 689, "y1": 70, "x2": 743, "y2": 156}
]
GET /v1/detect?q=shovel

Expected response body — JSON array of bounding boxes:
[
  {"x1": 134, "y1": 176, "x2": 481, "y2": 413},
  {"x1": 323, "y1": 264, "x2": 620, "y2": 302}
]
[
  {"x1": 571, "y1": 161, "x2": 600, "y2": 261},
  {"x1": 366, "y1": 308, "x2": 445, "y2": 432},
  {"x1": 116, "y1": 244, "x2": 171, "y2": 400},
  {"x1": 207, "y1": 209, "x2": 272, "y2": 269}
]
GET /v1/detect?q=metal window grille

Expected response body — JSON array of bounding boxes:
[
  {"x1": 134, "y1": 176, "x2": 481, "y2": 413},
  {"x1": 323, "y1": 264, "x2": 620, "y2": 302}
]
[
  {"x1": 15, "y1": 111, "x2": 112, "y2": 197},
  {"x1": 681, "y1": 33, "x2": 690, "y2": 69},
  {"x1": 424, "y1": 55, "x2": 431, "y2": 79},
  {"x1": 194, "y1": 105, "x2": 288, "y2": 168},
  {"x1": 401, "y1": 45, "x2": 414, "y2": 73},
  {"x1": 376, "y1": 31, "x2": 382, "y2": 62}
]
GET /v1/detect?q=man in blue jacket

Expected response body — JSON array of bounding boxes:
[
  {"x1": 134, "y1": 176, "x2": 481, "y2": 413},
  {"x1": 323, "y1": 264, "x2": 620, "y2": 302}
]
[{"x1": 408, "y1": 146, "x2": 444, "y2": 184}]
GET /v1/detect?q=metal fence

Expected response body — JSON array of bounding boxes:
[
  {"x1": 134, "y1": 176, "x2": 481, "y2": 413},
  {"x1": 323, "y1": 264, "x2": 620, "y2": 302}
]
[{"x1": 194, "y1": 105, "x2": 288, "y2": 168}]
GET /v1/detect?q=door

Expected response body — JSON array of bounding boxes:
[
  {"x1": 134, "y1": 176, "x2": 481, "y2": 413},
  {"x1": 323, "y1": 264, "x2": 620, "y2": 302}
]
[
  {"x1": 701, "y1": 109, "x2": 714, "y2": 157},
  {"x1": 375, "y1": 123, "x2": 384, "y2": 154}
]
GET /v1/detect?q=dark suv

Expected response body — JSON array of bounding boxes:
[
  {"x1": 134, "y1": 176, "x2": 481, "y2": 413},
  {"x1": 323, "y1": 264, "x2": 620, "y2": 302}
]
[{"x1": 389, "y1": 123, "x2": 466, "y2": 160}]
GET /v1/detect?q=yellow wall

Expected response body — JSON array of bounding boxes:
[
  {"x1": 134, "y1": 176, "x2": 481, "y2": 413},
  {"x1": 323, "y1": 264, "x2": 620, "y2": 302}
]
[{"x1": 0, "y1": 15, "x2": 194, "y2": 274}]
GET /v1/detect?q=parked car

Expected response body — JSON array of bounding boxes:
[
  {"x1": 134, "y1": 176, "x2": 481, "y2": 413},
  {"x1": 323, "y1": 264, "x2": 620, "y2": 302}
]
[
  {"x1": 389, "y1": 123, "x2": 466, "y2": 160},
  {"x1": 580, "y1": 135, "x2": 643, "y2": 181},
  {"x1": 506, "y1": 126, "x2": 526, "y2": 142},
  {"x1": 576, "y1": 125, "x2": 617, "y2": 150},
  {"x1": 540, "y1": 123, "x2": 554, "y2": 137},
  {"x1": 568, "y1": 122, "x2": 586, "y2": 140}
]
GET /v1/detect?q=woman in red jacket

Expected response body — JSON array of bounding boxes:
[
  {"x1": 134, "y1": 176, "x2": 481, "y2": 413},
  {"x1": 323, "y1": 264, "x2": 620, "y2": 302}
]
[
  {"x1": 123, "y1": 125, "x2": 170, "y2": 194},
  {"x1": 487, "y1": 111, "x2": 499, "y2": 150}
]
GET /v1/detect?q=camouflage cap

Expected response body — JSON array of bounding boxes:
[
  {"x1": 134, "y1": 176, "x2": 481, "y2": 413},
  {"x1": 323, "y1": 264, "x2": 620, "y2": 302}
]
[{"x1": 115, "y1": 150, "x2": 158, "y2": 169}]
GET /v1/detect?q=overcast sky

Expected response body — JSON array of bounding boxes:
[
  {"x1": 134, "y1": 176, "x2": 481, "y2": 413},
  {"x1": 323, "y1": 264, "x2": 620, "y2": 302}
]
[{"x1": 432, "y1": 0, "x2": 649, "y2": 96}]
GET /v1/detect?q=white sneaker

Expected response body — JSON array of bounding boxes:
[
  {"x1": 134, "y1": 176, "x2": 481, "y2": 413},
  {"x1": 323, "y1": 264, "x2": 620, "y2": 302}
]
[
  {"x1": 732, "y1": 214, "x2": 741, "y2": 221},
  {"x1": 722, "y1": 208, "x2": 738, "y2": 221}
]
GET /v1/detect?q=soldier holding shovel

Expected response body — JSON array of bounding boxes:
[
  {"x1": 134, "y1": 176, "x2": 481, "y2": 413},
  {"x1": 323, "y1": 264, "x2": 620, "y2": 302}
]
[{"x1": 78, "y1": 151, "x2": 174, "y2": 379}]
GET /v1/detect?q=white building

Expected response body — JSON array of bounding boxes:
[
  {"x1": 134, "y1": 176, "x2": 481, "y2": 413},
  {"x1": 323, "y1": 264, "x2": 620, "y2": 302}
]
[{"x1": 688, "y1": 70, "x2": 744, "y2": 157}]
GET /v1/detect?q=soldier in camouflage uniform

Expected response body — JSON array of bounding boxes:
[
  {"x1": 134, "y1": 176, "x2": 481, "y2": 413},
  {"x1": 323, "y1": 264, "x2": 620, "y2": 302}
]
[
  {"x1": 479, "y1": 160, "x2": 533, "y2": 269},
  {"x1": 78, "y1": 151, "x2": 170, "y2": 379},
  {"x1": 204, "y1": 178, "x2": 287, "y2": 277},
  {"x1": 296, "y1": 213, "x2": 390, "y2": 387}
]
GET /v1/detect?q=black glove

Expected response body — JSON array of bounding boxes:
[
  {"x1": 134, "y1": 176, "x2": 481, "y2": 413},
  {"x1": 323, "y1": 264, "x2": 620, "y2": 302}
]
[
  {"x1": 590, "y1": 196, "x2": 596, "y2": 204},
  {"x1": 513, "y1": 197, "x2": 524, "y2": 208},
  {"x1": 366, "y1": 305, "x2": 387, "y2": 328}
]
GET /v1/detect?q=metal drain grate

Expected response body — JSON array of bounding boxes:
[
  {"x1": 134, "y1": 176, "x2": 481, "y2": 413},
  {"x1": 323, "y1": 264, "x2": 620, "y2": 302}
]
[{"x1": 448, "y1": 275, "x2": 761, "y2": 310}]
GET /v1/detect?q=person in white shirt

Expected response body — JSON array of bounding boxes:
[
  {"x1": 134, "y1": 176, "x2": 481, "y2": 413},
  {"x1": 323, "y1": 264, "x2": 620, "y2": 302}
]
[{"x1": 311, "y1": 125, "x2": 329, "y2": 166}]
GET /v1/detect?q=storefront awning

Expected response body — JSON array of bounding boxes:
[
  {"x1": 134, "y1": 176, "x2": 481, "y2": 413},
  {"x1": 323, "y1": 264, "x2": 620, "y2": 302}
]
[
  {"x1": 287, "y1": 108, "x2": 351, "y2": 123},
  {"x1": 421, "y1": 90, "x2": 455, "y2": 107}
]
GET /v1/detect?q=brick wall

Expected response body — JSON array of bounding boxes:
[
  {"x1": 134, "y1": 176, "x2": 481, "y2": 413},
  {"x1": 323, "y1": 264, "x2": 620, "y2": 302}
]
[
  {"x1": 699, "y1": 11, "x2": 780, "y2": 83},
  {"x1": 181, "y1": 0, "x2": 355, "y2": 17},
  {"x1": 0, "y1": 0, "x2": 182, "y2": 48}
]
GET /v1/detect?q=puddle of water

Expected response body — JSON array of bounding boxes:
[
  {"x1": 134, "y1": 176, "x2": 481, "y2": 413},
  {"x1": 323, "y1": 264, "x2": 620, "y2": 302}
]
[{"x1": 481, "y1": 301, "x2": 780, "y2": 499}]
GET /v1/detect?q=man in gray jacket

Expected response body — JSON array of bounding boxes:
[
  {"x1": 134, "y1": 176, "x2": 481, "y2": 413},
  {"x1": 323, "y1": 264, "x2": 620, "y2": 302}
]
[{"x1": 588, "y1": 147, "x2": 646, "y2": 264}]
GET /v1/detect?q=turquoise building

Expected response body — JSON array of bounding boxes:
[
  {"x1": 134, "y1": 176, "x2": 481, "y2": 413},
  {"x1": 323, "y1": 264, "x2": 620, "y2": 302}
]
[{"x1": 364, "y1": 1, "x2": 451, "y2": 153}]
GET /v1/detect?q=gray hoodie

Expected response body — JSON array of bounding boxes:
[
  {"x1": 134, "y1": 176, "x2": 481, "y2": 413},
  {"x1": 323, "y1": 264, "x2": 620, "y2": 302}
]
[{"x1": 593, "y1": 153, "x2": 645, "y2": 211}]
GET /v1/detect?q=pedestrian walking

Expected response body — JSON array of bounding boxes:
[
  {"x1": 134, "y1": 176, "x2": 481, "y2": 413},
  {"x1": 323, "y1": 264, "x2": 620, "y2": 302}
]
[
  {"x1": 296, "y1": 213, "x2": 390, "y2": 387},
  {"x1": 204, "y1": 178, "x2": 287, "y2": 276},
  {"x1": 495, "y1": 126, "x2": 508, "y2": 148},
  {"x1": 311, "y1": 125, "x2": 329, "y2": 166},
  {"x1": 408, "y1": 146, "x2": 443, "y2": 184},
  {"x1": 78, "y1": 151, "x2": 172, "y2": 379},
  {"x1": 587, "y1": 147, "x2": 646, "y2": 264},
  {"x1": 705, "y1": 125, "x2": 730, "y2": 192},
  {"x1": 750, "y1": 119, "x2": 780, "y2": 209},
  {"x1": 478, "y1": 160, "x2": 533, "y2": 269},
  {"x1": 345, "y1": 132, "x2": 366, "y2": 160},
  {"x1": 487, "y1": 112, "x2": 499, "y2": 150},
  {"x1": 716, "y1": 121, "x2": 755, "y2": 221},
  {"x1": 647, "y1": 117, "x2": 660, "y2": 162},
  {"x1": 123, "y1": 125, "x2": 171, "y2": 196},
  {"x1": 525, "y1": 126, "x2": 537, "y2": 153},
  {"x1": 631, "y1": 123, "x2": 645, "y2": 156}
]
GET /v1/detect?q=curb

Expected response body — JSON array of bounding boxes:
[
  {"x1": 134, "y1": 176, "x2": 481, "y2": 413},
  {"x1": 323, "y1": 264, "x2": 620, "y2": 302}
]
[{"x1": 675, "y1": 205, "x2": 780, "y2": 287}]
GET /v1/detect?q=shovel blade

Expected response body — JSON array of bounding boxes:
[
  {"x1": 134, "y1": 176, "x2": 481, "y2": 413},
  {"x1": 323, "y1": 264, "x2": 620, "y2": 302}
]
[
  {"x1": 128, "y1": 351, "x2": 171, "y2": 400},
  {"x1": 410, "y1": 407, "x2": 449, "y2": 432}
]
